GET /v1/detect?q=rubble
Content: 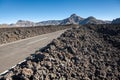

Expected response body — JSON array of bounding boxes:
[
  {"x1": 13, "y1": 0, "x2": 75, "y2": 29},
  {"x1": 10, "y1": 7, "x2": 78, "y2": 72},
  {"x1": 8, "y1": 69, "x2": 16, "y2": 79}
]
[
  {"x1": 0, "y1": 25, "x2": 72, "y2": 44},
  {"x1": 0, "y1": 24, "x2": 120, "y2": 80}
]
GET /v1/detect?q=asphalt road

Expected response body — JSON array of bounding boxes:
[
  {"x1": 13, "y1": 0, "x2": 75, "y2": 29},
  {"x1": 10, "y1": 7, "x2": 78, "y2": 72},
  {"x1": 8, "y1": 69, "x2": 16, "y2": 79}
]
[{"x1": 0, "y1": 29, "x2": 66, "y2": 74}]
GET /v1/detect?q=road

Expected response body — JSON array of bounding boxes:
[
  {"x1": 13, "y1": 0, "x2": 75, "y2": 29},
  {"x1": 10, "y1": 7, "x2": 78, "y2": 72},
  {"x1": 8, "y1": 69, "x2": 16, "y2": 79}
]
[{"x1": 0, "y1": 29, "x2": 66, "y2": 74}]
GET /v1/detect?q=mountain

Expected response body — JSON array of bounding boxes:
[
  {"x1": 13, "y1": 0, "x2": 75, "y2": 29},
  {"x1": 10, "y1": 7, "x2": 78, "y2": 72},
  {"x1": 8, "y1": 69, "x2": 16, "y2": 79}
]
[
  {"x1": 60, "y1": 14, "x2": 111, "y2": 25},
  {"x1": 80, "y1": 16, "x2": 106, "y2": 24},
  {"x1": 0, "y1": 14, "x2": 113, "y2": 27},
  {"x1": 9, "y1": 20, "x2": 35, "y2": 27},
  {"x1": 9, "y1": 20, "x2": 62, "y2": 27},
  {"x1": 112, "y1": 18, "x2": 120, "y2": 24},
  {"x1": 60, "y1": 14, "x2": 84, "y2": 25},
  {"x1": 36, "y1": 20, "x2": 62, "y2": 26}
]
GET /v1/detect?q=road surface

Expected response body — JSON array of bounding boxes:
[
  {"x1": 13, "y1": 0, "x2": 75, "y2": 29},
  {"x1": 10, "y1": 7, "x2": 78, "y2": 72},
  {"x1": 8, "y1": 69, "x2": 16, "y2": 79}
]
[{"x1": 0, "y1": 29, "x2": 66, "y2": 74}]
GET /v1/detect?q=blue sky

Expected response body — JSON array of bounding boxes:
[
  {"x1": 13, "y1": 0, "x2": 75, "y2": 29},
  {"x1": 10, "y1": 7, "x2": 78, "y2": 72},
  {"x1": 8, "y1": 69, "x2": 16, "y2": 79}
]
[{"x1": 0, "y1": 0, "x2": 120, "y2": 24}]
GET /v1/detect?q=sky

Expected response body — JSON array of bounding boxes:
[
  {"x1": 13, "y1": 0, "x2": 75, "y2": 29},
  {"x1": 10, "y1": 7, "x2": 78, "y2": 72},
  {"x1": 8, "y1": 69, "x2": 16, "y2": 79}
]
[{"x1": 0, "y1": 0, "x2": 120, "y2": 24}]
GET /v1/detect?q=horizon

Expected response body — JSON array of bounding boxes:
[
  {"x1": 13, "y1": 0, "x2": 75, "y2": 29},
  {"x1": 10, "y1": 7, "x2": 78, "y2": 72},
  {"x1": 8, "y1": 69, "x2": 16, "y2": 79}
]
[
  {"x1": 0, "y1": 14, "x2": 114, "y2": 24},
  {"x1": 0, "y1": 0, "x2": 120, "y2": 24}
]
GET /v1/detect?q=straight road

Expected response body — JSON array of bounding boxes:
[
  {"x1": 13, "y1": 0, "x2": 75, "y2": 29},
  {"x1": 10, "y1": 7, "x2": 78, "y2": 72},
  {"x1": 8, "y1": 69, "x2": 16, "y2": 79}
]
[{"x1": 0, "y1": 29, "x2": 66, "y2": 74}]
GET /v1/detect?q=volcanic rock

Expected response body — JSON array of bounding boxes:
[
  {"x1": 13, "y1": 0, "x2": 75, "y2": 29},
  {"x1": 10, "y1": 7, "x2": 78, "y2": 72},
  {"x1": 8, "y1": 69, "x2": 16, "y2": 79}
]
[{"x1": 0, "y1": 24, "x2": 120, "y2": 80}]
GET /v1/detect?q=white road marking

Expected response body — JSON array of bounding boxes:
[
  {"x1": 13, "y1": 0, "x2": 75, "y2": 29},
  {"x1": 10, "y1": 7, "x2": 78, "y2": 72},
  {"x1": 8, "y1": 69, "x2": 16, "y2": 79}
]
[
  {"x1": 0, "y1": 37, "x2": 47, "y2": 75},
  {"x1": 11, "y1": 65, "x2": 16, "y2": 69},
  {"x1": 0, "y1": 59, "x2": 26, "y2": 75},
  {"x1": 18, "y1": 59, "x2": 26, "y2": 64},
  {"x1": 0, "y1": 70, "x2": 9, "y2": 75},
  {"x1": 0, "y1": 29, "x2": 68, "y2": 75},
  {"x1": 27, "y1": 37, "x2": 48, "y2": 45}
]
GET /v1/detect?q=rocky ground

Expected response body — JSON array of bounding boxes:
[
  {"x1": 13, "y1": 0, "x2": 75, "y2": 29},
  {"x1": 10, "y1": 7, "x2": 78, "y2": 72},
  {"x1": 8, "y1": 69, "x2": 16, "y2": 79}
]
[
  {"x1": 0, "y1": 25, "x2": 72, "y2": 44},
  {"x1": 0, "y1": 24, "x2": 120, "y2": 80}
]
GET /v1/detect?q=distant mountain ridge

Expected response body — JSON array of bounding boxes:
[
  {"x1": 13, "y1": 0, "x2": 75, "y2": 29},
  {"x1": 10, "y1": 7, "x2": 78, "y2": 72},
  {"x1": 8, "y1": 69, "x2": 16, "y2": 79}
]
[
  {"x1": 10, "y1": 20, "x2": 35, "y2": 27},
  {"x1": 36, "y1": 20, "x2": 62, "y2": 26},
  {"x1": 112, "y1": 18, "x2": 120, "y2": 24},
  {"x1": 1, "y1": 14, "x2": 119, "y2": 27}
]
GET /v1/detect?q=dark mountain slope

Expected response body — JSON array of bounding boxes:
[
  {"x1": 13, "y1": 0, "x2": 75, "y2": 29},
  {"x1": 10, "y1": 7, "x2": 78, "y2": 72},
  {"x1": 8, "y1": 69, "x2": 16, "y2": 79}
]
[{"x1": 112, "y1": 18, "x2": 120, "y2": 24}]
